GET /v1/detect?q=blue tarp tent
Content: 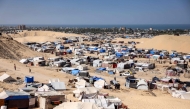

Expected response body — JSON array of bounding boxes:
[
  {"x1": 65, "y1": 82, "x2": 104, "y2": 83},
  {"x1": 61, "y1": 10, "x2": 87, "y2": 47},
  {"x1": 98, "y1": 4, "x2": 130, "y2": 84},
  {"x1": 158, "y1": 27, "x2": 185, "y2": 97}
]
[
  {"x1": 99, "y1": 49, "x2": 106, "y2": 53},
  {"x1": 92, "y1": 76, "x2": 104, "y2": 81},
  {"x1": 71, "y1": 69, "x2": 80, "y2": 76},
  {"x1": 2, "y1": 91, "x2": 30, "y2": 100},
  {"x1": 126, "y1": 36, "x2": 129, "y2": 38},
  {"x1": 94, "y1": 47, "x2": 98, "y2": 50},
  {"x1": 108, "y1": 70, "x2": 115, "y2": 75},
  {"x1": 170, "y1": 54, "x2": 176, "y2": 58},
  {"x1": 116, "y1": 52, "x2": 123, "y2": 58},
  {"x1": 150, "y1": 50, "x2": 155, "y2": 55},
  {"x1": 67, "y1": 49, "x2": 72, "y2": 53},
  {"x1": 98, "y1": 67, "x2": 106, "y2": 71},
  {"x1": 25, "y1": 76, "x2": 34, "y2": 83},
  {"x1": 66, "y1": 40, "x2": 72, "y2": 43}
]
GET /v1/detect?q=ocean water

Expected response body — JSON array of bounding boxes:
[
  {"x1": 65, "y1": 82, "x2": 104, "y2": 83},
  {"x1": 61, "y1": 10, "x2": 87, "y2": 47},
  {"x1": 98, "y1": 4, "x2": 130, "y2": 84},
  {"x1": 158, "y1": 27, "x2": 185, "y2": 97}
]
[{"x1": 2, "y1": 24, "x2": 190, "y2": 30}]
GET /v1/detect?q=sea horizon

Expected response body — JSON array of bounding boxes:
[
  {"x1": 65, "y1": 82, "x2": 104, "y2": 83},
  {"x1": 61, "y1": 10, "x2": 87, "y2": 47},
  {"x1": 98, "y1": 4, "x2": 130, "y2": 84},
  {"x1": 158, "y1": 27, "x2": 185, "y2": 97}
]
[{"x1": 1, "y1": 24, "x2": 190, "y2": 30}]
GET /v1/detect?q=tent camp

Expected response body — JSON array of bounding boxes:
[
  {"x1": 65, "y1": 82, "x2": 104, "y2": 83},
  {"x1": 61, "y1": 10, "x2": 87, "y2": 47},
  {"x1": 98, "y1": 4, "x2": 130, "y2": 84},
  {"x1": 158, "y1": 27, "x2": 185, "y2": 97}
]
[
  {"x1": 0, "y1": 73, "x2": 15, "y2": 82},
  {"x1": 54, "y1": 102, "x2": 101, "y2": 109}
]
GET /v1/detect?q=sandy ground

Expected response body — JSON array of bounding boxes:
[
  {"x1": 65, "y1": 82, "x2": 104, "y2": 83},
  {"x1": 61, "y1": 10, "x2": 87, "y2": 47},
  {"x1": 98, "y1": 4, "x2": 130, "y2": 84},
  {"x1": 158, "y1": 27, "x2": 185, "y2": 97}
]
[
  {"x1": 0, "y1": 31, "x2": 190, "y2": 109},
  {"x1": 0, "y1": 58, "x2": 190, "y2": 109}
]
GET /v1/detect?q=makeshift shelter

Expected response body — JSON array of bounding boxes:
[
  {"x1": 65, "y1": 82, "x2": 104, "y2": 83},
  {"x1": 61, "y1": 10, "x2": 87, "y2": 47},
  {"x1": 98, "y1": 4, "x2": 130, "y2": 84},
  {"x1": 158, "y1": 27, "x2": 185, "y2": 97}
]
[
  {"x1": 117, "y1": 63, "x2": 131, "y2": 69},
  {"x1": 19, "y1": 59, "x2": 29, "y2": 64},
  {"x1": 51, "y1": 82, "x2": 66, "y2": 91},
  {"x1": 82, "y1": 99, "x2": 115, "y2": 109},
  {"x1": 77, "y1": 64, "x2": 88, "y2": 70},
  {"x1": 53, "y1": 102, "x2": 101, "y2": 109},
  {"x1": 25, "y1": 76, "x2": 34, "y2": 83},
  {"x1": 93, "y1": 60, "x2": 102, "y2": 67},
  {"x1": 35, "y1": 91, "x2": 65, "y2": 109},
  {"x1": 0, "y1": 91, "x2": 30, "y2": 109},
  {"x1": 166, "y1": 70, "x2": 177, "y2": 77},
  {"x1": 78, "y1": 71, "x2": 89, "y2": 77},
  {"x1": 75, "y1": 79, "x2": 86, "y2": 88},
  {"x1": 136, "y1": 79, "x2": 148, "y2": 90},
  {"x1": 33, "y1": 60, "x2": 46, "y2": 66},
  {"x1": 94, "y1": 80, "x2": 105, "y2": 89},
  {"x1": 115, "y1": 52, "x2": 123, "y2": 58},
  {"x1": 71, "y1": 69, "x2": 80, "y2": 76},
  {"x1": 73, "y1": 87, "x2": 99, "y2": 98},
  {"x1": 38, "y1": 85, "x2": 50, "y2": 92},
  {"x1": 0, "y1": 73, "x2": 15, "y2": 82},
  {"x1": 101, "y1": 61, "x2": 117, "y2": 68},
  {"x1": 172, "y1": 90, "x2": 190, "y2": 100}
]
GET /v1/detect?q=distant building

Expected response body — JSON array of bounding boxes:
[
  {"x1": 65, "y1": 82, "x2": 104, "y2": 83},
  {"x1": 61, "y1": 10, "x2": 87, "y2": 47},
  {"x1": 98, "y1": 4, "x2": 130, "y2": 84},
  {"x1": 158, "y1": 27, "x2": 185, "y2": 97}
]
[
  {"x1": 149, "y1": 28, "x2": 153, "y2": 31},
  {"x1": 18, "y1": 25, "x2": 26, "y2": 30}
]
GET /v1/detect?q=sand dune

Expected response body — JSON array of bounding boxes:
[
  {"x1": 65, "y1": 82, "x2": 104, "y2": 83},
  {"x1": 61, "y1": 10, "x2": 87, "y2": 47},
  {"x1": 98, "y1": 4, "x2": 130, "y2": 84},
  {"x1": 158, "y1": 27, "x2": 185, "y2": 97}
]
[
  {"x1": 12, "y1": 31, "x2": 86, "y2": 43},
  {"x1": 116, "y1": 35, "x2": 190, "y2": 53}
]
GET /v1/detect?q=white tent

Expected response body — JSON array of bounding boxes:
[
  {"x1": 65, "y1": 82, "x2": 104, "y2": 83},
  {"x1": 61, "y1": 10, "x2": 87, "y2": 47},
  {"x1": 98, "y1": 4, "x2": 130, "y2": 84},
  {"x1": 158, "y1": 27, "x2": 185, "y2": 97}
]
[
  {"x1": 137, "y1": 79, "x2": 148, "y2": 90},
  {"x1": 82, "y1": 99, "x2": 115, "y2": 109},
  {"x1": 76, "y1": 64, "x2": 88, "y2": 70},
  {"x1": 19, "y1": 59, "x2": 28, "y2": 64},
  {"x1": 51, "y1": 82, "x2": 66, "y2": 90},
  {"x1": 0, "y1": 73, "x2": 15, "y2": 82},
  {"x1": 73, "y1": 87, "x2": 99, "y2": 98},
  {"x1": 49, "y1": 78, "x2": 60, "y2": 83},
  {"x1": 172, "y1": 90, "x2": 190, "y2": 100},
  {"x1": 38, "y1": 85, "x2": 50, "y2": 92},
  {"x1": 54, "y1": 102, "x2": 101, "y2": 109},
  {"x1": 94, "y1": 80, "x2": 105, "y2": 89},
  {"x1": 75, "y1": 79, "x2": 86, "y2": 88}
]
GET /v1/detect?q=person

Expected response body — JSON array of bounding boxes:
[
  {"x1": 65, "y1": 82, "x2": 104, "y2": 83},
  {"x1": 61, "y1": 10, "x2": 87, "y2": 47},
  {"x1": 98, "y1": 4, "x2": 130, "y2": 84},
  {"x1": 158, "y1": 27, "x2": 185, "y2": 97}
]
[
  {"x1": 29, "y1": 68, "x2": 31, "y2": 73},
  {"x1": 14, "y1": 64, "x2": 16, "y2": 70},
  {"x1": 182, "y1": 84, "x2": 188, "y2": 92}
]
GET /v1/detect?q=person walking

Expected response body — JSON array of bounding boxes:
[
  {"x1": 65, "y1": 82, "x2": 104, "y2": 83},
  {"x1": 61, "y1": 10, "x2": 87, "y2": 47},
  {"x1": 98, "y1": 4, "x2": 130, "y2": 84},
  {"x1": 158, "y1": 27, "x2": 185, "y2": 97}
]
[
  {"x1": 14, "y1": 64, "x2": 16, "y2": 71},
  {"x1": 29, "y1": 68, "x2": 31, "y2": 73}
]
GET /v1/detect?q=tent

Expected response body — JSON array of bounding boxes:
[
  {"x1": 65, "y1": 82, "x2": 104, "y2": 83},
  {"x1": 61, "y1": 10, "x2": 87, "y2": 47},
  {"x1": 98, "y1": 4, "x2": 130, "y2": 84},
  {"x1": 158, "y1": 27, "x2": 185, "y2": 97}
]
[
  {"x1": 82, "y1": 99, "x2": 115, "y2": 109},
  {"x1": 53, "y1": 102, "x2": 101, "y2": 109},
  {"x1": 94, "y1": 80, "x2": 105, "y2": 89},
  {"x1": 0, "y1": 91, "x2": 30, "y2": 108},
  {"x1": 73, "y1": 87, "x2": 99, "y2": 95},
  {"x1": 137, "y1": 79, "x2": 148, "y2": 90},
  {"x1": 71, "y1": 69, "x2": 80, "y2": 76},
  {"x1": 38, "y1": 85, "x2": 50, "y2": 92},
  {"x1": 77, "y1": 65, "x2": 88, "y2": 70},
  {"x1": 0, "y1": 73, "x2": 15, "y2": 82},
  {"x1": 115, "y1": 52, "x2": 123, "y2": 58},
  {"x1": 99, "y1": 49, "x2": 106, "y2": 53},
  {"x1": 166, "y1": 70, "x2": 176, "y2": 76},
  {"x1": 49, "y1": 78, "x2": 60, "y2": 83},
  {"x1": 172, "y1": 90, "x2": 190, "y2": 100},
  {"x1": 51, "y1": 82, "x2": 66, "y2": 90},
  {"x1": 93, "y1": 60, "x2": 102, "y2": 67},
  {"x1": 75, "y1": 79, "x2": 86, "y2": 88},
  {"x1": 19, "y1": 59, "x2": 29, "y2": 64}
]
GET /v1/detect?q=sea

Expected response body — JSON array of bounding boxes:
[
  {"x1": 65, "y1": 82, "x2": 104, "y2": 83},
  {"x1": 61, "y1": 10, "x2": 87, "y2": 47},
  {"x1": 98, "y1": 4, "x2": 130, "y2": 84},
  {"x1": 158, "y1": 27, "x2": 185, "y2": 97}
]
[{"x1": 1, "y1": 24, "x2": 190, "y2": 30}]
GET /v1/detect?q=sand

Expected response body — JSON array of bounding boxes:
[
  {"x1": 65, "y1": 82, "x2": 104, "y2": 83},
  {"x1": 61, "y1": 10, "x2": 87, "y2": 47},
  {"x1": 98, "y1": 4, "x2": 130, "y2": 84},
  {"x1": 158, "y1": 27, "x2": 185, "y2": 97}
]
[
  {"x1": 115, "y1": 35, "x2": 190, "y2": 53},
  {"x1": 12, "y1": 31, "x2": 86, "y2": 43},
  {"x1": 0, "y1": 31, "x2": 190, "y2": 109}
]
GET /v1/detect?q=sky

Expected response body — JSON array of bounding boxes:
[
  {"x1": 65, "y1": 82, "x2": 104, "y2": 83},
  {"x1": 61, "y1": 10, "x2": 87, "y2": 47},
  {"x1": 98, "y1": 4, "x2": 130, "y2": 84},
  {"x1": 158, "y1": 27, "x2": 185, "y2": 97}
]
[{"x1": 0, "y1": 0, "x2": 190, "y2": 25}]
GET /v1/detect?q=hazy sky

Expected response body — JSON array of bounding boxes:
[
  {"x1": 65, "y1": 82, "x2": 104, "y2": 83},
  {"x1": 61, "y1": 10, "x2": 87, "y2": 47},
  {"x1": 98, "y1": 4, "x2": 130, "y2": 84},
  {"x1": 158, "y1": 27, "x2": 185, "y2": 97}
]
[{"x1": 0, "y1": 0, "x2": 190, "y2": 25}]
